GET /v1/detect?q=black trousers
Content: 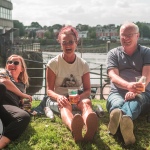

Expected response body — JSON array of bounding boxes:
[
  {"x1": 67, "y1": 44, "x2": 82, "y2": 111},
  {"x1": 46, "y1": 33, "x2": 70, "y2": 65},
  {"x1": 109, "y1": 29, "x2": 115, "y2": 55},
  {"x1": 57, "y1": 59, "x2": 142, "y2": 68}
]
[
  {"x1": 0, "y1": 105, "x2": 30, "y2": 141},
  {"x1": 0, "y1": 83, "x2": 30, "y2": 141}
]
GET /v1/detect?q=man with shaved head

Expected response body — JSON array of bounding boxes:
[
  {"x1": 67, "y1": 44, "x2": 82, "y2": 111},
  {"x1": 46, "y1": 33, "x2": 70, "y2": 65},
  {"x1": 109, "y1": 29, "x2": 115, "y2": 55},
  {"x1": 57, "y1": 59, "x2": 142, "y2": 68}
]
[{"x1": 106, "y1": 22, "x2": 150, "y2": 145}]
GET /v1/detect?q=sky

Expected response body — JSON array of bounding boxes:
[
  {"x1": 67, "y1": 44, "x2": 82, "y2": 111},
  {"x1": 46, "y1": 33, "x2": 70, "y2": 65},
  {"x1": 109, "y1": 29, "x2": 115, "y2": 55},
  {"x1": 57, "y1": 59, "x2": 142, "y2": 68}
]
[{"x1": 12, "y1": 0, "x2": 150, "y2": 27}]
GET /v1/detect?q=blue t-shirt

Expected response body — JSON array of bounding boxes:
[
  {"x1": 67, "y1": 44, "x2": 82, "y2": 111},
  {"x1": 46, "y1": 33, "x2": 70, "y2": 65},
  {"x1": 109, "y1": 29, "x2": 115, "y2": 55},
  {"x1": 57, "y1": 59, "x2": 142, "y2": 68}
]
[{"x1": 106, "y1": 44, "x2": 150, "y2": 94}]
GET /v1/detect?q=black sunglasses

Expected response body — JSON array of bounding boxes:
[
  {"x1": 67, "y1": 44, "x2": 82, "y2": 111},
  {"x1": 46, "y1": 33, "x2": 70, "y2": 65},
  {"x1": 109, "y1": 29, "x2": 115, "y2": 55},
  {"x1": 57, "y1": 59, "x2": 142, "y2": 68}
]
[{"x1": 7, "y1": 60, "x2": 20, "y2": 66}]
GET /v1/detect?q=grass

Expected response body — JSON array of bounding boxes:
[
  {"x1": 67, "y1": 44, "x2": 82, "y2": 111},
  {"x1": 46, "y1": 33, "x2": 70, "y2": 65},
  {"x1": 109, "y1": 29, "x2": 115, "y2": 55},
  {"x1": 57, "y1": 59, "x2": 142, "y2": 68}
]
[{"x1": 4, "y1": 100, "x2": 150, "y2": 150}]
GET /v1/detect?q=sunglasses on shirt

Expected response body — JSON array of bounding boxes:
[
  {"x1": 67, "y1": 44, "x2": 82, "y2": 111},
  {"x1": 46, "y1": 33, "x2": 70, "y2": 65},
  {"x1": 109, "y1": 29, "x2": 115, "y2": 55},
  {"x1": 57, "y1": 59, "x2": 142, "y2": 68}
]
[{"x1": 7, "y1": 60, "x2": 20, "y2": 66}]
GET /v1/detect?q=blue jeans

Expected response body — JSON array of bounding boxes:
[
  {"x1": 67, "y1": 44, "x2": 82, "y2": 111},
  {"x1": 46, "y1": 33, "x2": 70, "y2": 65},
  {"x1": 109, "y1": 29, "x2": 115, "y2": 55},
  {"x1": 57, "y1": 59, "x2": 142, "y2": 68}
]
[{"x1": 106, "y1": 92, "x2": 150, "y2": 120}]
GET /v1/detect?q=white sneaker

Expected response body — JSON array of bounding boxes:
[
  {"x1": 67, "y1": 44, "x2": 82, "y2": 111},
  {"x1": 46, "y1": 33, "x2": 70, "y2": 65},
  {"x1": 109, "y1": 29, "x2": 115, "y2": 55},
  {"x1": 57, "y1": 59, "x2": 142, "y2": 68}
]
[
  {"x1": 108, "y1": 108, "x2": 122, "y2": 135},
  {"x1": 120, "y1": 115, "x2": 135, "y2": 145}
]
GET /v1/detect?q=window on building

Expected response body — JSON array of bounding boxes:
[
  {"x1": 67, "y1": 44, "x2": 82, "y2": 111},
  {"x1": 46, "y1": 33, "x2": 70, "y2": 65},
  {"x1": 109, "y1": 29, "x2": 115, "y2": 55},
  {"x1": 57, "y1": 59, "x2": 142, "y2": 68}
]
[{"x1": 0, "y1": 7, "x2": 12, "y2": 20}]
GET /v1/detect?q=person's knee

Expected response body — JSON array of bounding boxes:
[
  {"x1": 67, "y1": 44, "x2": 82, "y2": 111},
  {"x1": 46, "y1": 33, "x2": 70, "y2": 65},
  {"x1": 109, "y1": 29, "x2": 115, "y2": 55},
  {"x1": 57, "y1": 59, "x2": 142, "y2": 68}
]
[
  {"x1": 20, "y1": 111, "x2": 31, "y2": 125},
  {"x1": 79, "y1": 98, "x2": 91, "y2": 104},
  {"x1": 77, "y1": 99, "x2": 92, "y2": 110},
  {"x1": 60, "y1": 104, "x2": 72, "y2": 113},
  {"x1": 107, "y1": 96, "x2": 124, "y2": 112}
]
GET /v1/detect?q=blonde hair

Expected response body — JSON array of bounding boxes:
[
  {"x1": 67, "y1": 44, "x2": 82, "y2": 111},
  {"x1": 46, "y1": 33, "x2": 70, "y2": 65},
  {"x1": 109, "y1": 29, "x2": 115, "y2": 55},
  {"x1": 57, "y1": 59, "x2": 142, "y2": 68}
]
[
  {"x1": 57, "y1": 25, "x2": 79, "y2": 43},
  {"x1": 6, "y1": 54, "x2": 29, "y2": 86}
]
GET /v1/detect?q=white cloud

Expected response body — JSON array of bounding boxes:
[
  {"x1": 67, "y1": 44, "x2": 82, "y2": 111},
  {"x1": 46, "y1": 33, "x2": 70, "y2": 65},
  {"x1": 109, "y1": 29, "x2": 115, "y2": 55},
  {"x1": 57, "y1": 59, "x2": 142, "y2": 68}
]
[{"x1": 12, "y1": 0, "x2": 150, "y2": 27}]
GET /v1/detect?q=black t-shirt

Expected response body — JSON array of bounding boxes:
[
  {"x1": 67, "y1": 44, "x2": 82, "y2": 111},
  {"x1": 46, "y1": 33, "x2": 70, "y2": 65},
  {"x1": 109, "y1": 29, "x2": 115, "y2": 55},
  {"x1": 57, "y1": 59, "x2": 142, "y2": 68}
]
[{"x1": 2, "y1": 74, "x2": 26, "y2": 107}]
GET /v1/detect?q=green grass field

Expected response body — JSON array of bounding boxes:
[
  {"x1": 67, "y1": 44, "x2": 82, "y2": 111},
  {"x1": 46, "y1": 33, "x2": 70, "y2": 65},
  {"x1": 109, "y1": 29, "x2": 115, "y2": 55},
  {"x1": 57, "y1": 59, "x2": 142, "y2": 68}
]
[{"x1": 4, "y1": 100, "x2": 150, "y2": 150}]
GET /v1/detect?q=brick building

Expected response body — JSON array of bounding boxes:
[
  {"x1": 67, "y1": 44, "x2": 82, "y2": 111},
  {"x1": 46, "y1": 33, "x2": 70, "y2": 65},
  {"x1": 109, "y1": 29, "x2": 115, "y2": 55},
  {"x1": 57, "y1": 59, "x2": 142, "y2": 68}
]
[{"x1": 96, "y1": 24, "x2": 119, "y2": 40}]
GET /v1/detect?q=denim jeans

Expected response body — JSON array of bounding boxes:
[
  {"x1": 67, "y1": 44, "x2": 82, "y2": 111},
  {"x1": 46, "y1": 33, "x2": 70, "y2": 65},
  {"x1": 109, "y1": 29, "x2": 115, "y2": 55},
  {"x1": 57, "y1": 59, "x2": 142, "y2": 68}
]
[{"x1": 106, "y1": 91, "x2": 150, "y2": 120}]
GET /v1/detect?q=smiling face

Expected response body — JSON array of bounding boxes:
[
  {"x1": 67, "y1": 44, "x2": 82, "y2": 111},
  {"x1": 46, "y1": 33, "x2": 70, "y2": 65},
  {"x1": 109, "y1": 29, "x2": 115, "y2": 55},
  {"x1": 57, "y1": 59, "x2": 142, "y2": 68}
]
[
  {"x1": 120, "y1": 23, "x2": 139, "y2": 51},
  {"x1": 60, "y1": 33, "x2": 77, "y2": 55},
  {"x1": 6, "y1": 56, "x2": 23, "y2": 81}
]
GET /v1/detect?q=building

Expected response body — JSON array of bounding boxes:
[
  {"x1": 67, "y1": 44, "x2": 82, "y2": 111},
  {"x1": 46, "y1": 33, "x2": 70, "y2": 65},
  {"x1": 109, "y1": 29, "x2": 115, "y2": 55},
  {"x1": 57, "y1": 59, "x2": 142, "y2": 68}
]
[
  {"x1": 0, "y1": 0, "x2": 13, "y2": 59},
  {"x1": 96, "y1": 24, "x2": 119, "y2": 41},
  {"x1": 36, "y1": 29, "x2": 46, "y2": 39},
  {"x1": 78, "y1": 31, "x2": 88, "y2": 38},
  {"x1": 0, "y1": 0, "x2": 13, "y2": 40}
]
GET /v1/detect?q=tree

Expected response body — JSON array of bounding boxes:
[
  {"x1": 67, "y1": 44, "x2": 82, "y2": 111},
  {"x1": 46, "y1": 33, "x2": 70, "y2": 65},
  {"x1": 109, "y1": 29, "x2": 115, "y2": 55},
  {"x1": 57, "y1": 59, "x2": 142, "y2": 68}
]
[
  {"x1": 136, "y1": 22, "x2": 150, "y2": 38},
  {"x1": 142, "y1": 25, "x2": 150, "y2": 38},
  {"x1": 13, "y1": 20, "x2": 25, "y2": 37},
  {"x1": 76, "y1": 24, "x2": 89, "y2": 31},
  {"x1": 88, "y1": 27, "x2": 96, "y2": 39},
  {"x1": 30, "y1": 22, "x2": 42, "y2": 29},
  {"x1": 44, "y1": 31, "x2": 52, "y2": 39},
  {"x1": 52, "y1": 24, "x2": 62, "y2": 30},
  {"x1": 28, "y1": 30, "x2": 36, "y2": 39}
]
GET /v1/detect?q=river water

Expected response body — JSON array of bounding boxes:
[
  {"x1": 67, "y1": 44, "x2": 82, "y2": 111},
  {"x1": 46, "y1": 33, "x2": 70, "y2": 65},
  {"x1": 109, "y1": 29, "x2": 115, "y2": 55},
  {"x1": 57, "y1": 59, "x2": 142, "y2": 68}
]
[
  {"x1": 42, "y1": 51, "x2": 107, "y2": 83},
  {"x1": 33, "y1": 52, "x2": 107, "y2": 100}
]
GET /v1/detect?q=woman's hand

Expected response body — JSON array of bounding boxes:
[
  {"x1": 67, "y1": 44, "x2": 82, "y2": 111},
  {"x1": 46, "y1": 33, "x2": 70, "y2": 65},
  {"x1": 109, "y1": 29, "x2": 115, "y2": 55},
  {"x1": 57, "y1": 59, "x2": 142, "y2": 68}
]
[
  {"x1": 56, "y1": 95, "x2": 70, "y2": 108},
  {"x1": 21, "y1": 93, "x2": 32, "y2": 102},
  {"x1": 125, "y1": 91, "x2": 137, "y2": 101}
]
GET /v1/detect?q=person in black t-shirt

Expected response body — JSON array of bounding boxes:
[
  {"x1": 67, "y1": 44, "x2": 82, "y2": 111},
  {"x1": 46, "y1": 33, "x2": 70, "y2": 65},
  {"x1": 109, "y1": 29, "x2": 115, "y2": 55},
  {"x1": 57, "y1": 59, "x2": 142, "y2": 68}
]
[{"x1": 0, "y1": 54, "x2": 32, "y2": 149}]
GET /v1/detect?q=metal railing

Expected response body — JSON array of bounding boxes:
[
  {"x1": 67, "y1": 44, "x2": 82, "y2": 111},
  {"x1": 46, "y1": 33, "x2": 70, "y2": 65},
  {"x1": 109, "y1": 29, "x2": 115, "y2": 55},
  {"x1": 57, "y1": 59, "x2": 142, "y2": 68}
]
[{"x1": 27, "y1": 64, "x2": 109, "y2": 100}]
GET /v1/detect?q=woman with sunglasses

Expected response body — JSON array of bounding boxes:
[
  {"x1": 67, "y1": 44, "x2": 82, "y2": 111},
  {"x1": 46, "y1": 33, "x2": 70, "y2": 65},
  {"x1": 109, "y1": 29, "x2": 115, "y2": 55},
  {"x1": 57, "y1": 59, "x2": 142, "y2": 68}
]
[
  {"x1": 0, "y1": 54, "x2": 32, "y2": 149},
  {"x1": 46, "y1": 26, "x2": 98, "y2": 142}
]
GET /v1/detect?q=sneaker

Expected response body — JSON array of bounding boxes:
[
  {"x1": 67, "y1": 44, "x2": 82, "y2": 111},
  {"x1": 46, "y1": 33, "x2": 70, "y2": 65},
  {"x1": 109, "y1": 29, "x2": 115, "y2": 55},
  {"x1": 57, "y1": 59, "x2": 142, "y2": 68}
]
[
  {"x1": 84, "y1": 112, "x2": 98, "y2": 142},
  {"x1": 120, "y1": 115, "x2": 135, "y2": 145},
  {"x1": 71, "y1": 114, "x2": 84, "y2": 142},
  {"x1": 108, "y1": 108, "x2": 122, "y2": 135}
]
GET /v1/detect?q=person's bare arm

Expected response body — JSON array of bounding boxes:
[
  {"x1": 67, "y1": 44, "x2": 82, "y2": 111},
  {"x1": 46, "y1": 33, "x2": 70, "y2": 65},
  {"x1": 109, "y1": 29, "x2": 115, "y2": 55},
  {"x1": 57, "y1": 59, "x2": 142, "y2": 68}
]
[
  {"x1": 80, "y1": 72, "x2": 91, "y2": 100},
  {"x1": 0, "y1": 78, "x2": 32, "y2": 101},
  {"x1": 46, "y1": 67, "x2": 61, "y2": 100},
  {"x1": 108, "y1": 68, "x2": 141, "y2": 93},
  {"x1": 46, "y1": 67, "x2": 68, "y2": 107}
]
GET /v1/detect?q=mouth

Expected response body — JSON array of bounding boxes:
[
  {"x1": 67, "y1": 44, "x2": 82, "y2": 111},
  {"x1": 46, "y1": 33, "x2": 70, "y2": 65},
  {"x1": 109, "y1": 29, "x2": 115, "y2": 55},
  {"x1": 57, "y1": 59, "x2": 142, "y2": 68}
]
[
  {"x1": 9, "y1": 68, "x2": 16, "y2": 71},
  {"x1": 66, "y1": 48, "x2": 72, "y2": 52},
  {"x1": 123, "y1": 40, "x2": 131, "y2": 45}
]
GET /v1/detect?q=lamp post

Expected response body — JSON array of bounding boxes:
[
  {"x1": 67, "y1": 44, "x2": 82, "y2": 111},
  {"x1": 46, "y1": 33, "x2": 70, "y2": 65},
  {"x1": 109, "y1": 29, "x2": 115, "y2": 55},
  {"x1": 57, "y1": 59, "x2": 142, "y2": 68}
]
[
  {"x1": 80, "y1": 37, "x2": 83, "y2": 58},
  {"x1": 106, "y1": 40, "x2": 111, "y2": 53}
]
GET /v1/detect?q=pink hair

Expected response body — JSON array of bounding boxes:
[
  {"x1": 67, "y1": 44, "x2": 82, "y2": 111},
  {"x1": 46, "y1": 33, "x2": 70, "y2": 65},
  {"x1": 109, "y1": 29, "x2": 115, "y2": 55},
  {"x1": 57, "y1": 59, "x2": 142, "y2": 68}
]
[{"x1": 57, "y1": 26, "x2": 79, "y2": 43}]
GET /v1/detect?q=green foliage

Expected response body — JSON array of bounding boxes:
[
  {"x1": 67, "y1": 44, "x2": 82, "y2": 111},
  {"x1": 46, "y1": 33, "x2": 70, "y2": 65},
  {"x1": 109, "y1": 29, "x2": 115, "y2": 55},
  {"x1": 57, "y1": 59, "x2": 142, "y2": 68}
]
[
  {"x1": 52, "y1": 24, "x2": 62, "y2": 30},
  {"x1": 13, "y1": 21, "x2": 150, "y2": 41},
  {"x1": 28, "y1": 30, "x2": 36, "y2": 39},
  {"x1": 13, "y1": 20, "x2": 25, "y2": 37},
  {"x1": 135, "y1": 22, "x2": 150, "y2": 38},
  {"x1": 30, "y1": 22, "x2": 42, "y2": 29},
  {"x1": 39, "y1": 39, "x2": 58, "y2": 45},
  {"x1": 44, "y1": 31, "x2": 52, "y2": 39},
  {"x1": 5, "y1": 100, "x2": 150, "y2": 150}
]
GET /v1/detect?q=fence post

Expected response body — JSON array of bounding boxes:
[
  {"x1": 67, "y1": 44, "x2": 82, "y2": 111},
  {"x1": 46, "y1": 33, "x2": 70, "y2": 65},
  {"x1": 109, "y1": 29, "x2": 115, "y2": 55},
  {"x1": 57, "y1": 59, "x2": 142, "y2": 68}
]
[
  {"x1": 44, "y1": 65, "x2": 47, "y2": 96},
  {"x1": 100, "y1": 64, "x2": 103, "y2": 99}
]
